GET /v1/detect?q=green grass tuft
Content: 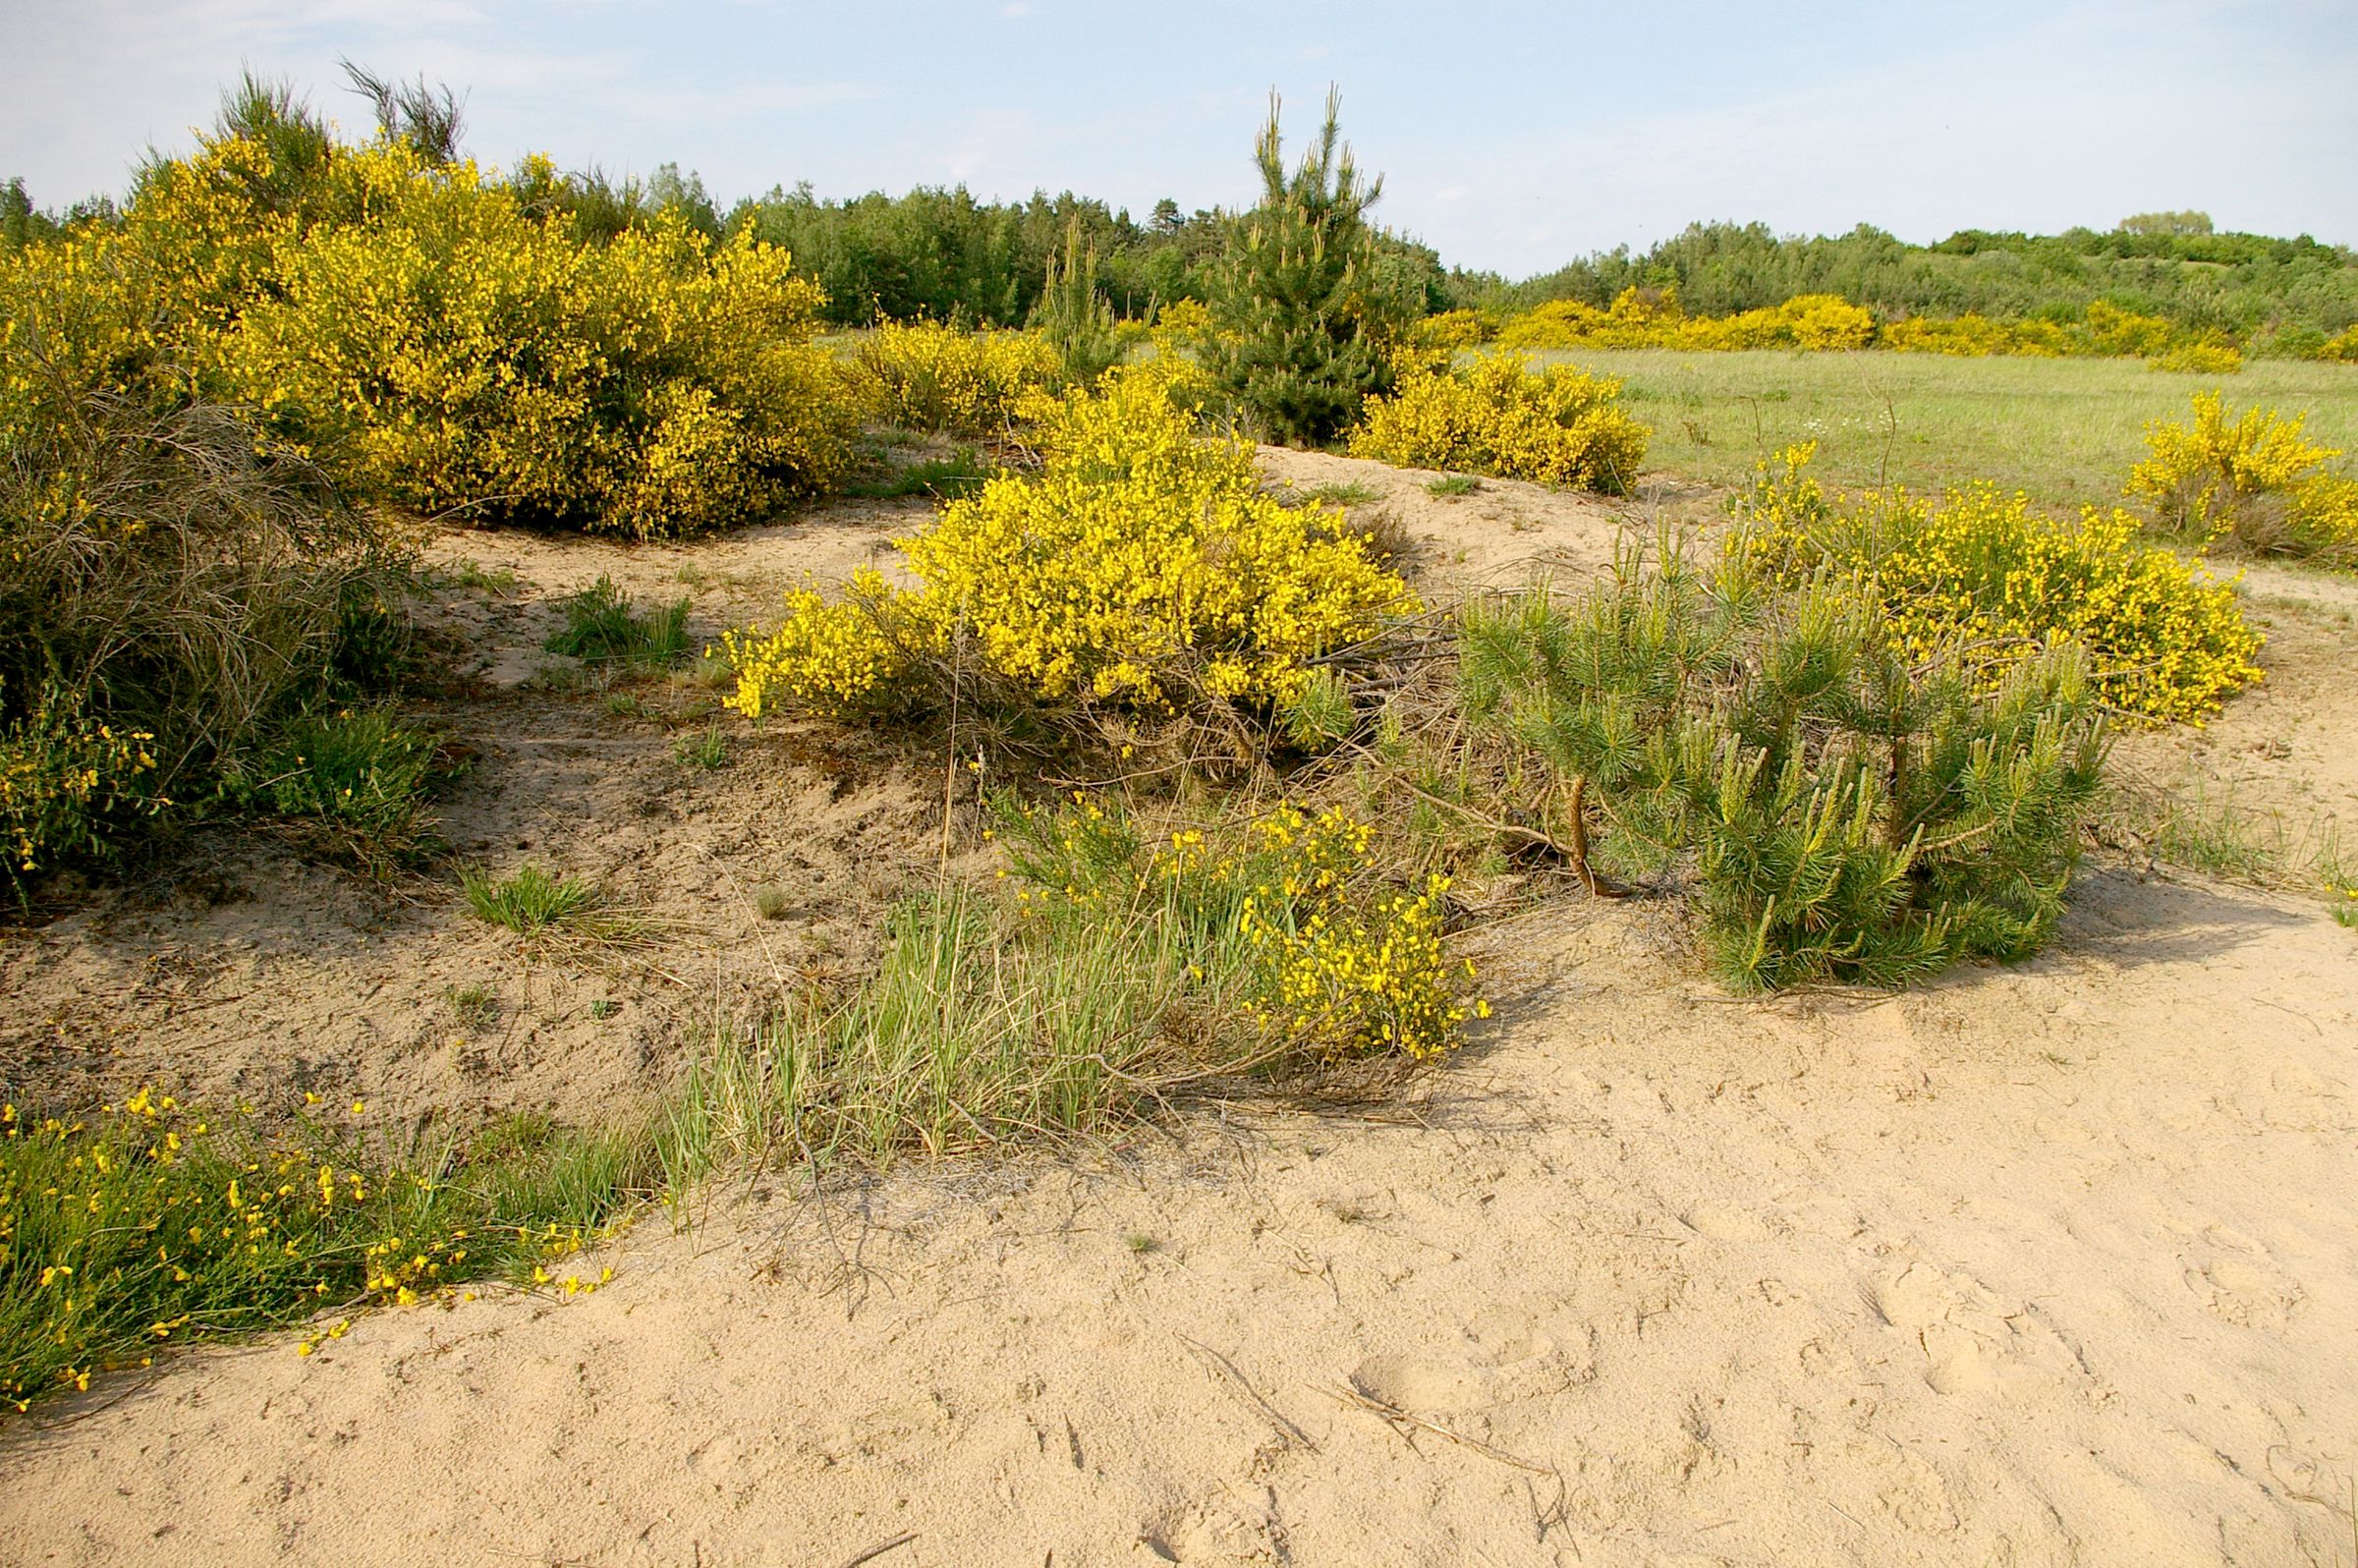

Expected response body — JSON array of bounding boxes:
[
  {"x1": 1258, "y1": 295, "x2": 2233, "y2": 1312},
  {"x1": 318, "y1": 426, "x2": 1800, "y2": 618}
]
[
  {"x1": 461, "y1": 863, "x2": 602, "y2": 934},
  {"x1": 840, "y1": 445, "x2": 994, "y2": 501},
  {"x1": 543, "y1": 577, "x2": 691, "y2": 668}
]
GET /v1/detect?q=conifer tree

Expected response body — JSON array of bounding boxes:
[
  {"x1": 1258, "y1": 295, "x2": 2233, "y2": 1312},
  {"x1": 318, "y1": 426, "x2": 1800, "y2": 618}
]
[
  {"x1": 1205, "y1": 88, "x2": 1414, "y2": 446},
  {"x1": 1034, "y1": 215, "x2": 1124, "y2": 387},
  {"x1": 1458, "y1": 539, "x2": 2107, "y2": 991}
]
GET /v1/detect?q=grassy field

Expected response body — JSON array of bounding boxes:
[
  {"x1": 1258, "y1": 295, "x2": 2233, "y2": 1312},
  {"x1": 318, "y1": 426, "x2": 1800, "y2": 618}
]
[{"x1": 1531, "y1": 349, "x2": 2358, "y2": 512}]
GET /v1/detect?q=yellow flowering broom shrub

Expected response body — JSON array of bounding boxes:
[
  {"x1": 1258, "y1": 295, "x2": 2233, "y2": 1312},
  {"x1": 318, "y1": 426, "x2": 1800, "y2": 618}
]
[
  {"x1": 1495, "y1": 288, "x2": 1874, "y2": 354},
  {"x1": 213, "y1": 145, "x2": 855, "y2": 538},
  {"x1": 1732, "y1": 444, "x2": 2263, "y2": 723},
  {"x1": 726, "y1": 364, "x2": 1415, "y2": 724},
  {"x1": 1, "y1": 1090, "x2": 641, "y2": 1410},
  {"x1": 1491, "y1": 286, "x2": 2234, "y2": 367},
  {"x1": 849, "y1": 319, "x2": 1061, "y2": 435},
  {"x1": 2124, "y1": 390, "x2": 2358, "y2": 566},
  {"x1": 995, "y1": 792, "x2": 1477, "y2": 1061},
  {"x1": 0, "y1": 697, "x2": 161, "y2": 899},
  {"x1": 1348, "y1": 352, "x2": 1650, "y2": 491}
]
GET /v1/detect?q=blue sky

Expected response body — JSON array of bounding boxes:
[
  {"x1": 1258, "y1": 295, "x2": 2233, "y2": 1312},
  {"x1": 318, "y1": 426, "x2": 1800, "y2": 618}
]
[{"x1": 4, "y1": 0, "x2": 2354, "y2": 276}]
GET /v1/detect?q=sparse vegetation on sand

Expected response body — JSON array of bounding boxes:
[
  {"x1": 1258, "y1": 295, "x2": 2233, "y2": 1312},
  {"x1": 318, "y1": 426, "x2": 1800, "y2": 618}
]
[{"x1": 0, "y1": 65, "x2": 2349, "y2": 1446}]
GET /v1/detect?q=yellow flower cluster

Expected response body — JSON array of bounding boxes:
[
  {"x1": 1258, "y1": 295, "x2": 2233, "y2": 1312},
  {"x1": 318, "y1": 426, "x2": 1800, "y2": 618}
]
[
  {"x1": 1231, "y1": 806, "x2": 1473, "y2": 1061},
  {"x1": 1486, "y1": 288, "x2": 2236, "y2": 367},
  {"x1": 720, "y1": 569, "x2": 909, "y2": 719},
  {"x1": 726, "y1": 364, "x2": 1415, "y2": 720},
  {"x1": 1407, "y1": 308, "x2": 1499, "y2": 353},
  {"x1": 1, "y1": 705, "x2": 158, "y2": 892},
  {"x1": 2124, "y1": 390, "x2": 2358, "y2": 563},
  {"x1": 850, "y1": 319, "x2": 1061, "y2": 435},
  {"x1": 1349, "y1": 353, "x2": 1650, "y2": 492},
  {"x1": 1496, "y1": 287, "x2": 1874, "y2": 354},
  {"x1": 1, "y1": 1089, "x2": 600, "y2": 1409},
  {"x1": 1733, "y1": 444, "x2": 2263, "y2": 723}
]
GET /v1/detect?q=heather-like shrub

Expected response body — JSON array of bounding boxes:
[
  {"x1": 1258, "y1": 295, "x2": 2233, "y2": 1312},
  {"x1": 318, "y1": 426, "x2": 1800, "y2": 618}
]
[
  {"x1": 724, "y1": 365, "x2": 1415, "y2": 724},
  {"x1": 2125, "y1": 390, "x2": 2358, "y2": 566},
  {"x1": 851, "y1": 319, "x2": 1061, "y2": 435},
  {"x1": 1459, "y1": 539, "x2": 2107, "y2": 990},
  {"x1": 1734, "y1": 444, "x2": 2262, "y2": 722},
  {"x1": 1348, "y1": 353, "x2": 1649, "y2": 491}
]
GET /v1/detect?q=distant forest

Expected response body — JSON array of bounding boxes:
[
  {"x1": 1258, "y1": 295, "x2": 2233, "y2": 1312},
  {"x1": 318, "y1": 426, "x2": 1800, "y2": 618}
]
[{"x1": 9, "y1": 153, "x2": 2355, "y2": 343}]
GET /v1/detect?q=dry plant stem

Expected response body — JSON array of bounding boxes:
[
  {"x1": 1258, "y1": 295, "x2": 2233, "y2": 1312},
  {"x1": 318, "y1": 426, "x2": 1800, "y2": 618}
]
[
  {"x1": 834, "y1": 1532, "x2": 918, "y2": 1568},
  {"x1": 1176, "y1": 1333, "x2": 1319, "y2": 1452},
  {"x1": 1324, "y1": 1384, "x2": 1556, "y2": 1475},
  {"x1": 1563, "y1": 772, "x2": 1602, "y2": 895}
]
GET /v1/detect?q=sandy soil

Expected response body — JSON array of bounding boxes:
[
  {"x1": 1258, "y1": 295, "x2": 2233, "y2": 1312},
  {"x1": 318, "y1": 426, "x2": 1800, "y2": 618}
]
[{"x1": 3, "y1": 454, "x2": 2354, "y2": 1566}]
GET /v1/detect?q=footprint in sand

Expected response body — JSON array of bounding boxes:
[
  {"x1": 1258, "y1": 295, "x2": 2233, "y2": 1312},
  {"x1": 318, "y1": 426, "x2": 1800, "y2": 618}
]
[
  {"x1": 2182, "y1": 1226, "x2": 2305, "y2": 1330},
  {"x1": 1347, "y1": 1353, "x2": 1496, "y2": 1415},
  {"x1": 1869, "y1": 1260, "x2": 2088, "y2": 1397}
]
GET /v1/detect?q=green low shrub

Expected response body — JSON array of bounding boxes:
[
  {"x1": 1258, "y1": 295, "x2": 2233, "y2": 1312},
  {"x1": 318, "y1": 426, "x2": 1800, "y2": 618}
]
[{"x1": 1459, "y1": 537, "x2": 2107, "y2": 990}]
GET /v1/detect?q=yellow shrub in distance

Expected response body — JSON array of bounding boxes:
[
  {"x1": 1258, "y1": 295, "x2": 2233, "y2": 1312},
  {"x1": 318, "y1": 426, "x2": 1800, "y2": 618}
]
[
  {"x1": 850, "y1": 320, "x2": 1061, "y2": 435},
  {"x1": 1348, "y1": 353, "x2": 1650, "y2": 491},
  {"x1": 1735, "y1": 444, "x2": 2263, "y2": 723}
]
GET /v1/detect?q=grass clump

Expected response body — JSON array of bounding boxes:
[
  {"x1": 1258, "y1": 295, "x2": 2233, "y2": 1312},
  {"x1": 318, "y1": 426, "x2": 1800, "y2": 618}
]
[
  {"x1": 840, "y1": 444, "x2": 996, "y2": 501},
  {"x1": 543, "y1": 577, "x2": 691, "y2": 669},
  {"x1": 1425, "y1": 475, "x2": 1481, "y2": 497},
  {"x1": 669, "y1": 791, "x2": 1481, "y2": 1174},
  {"x1": 674, "y1": 724, "x2": 728, "y2": 770},
  {"x1": 461, "y1": 863, "x2": 603, "y2": 935},
  {"x1": 224, "y1": 706, "x2": 446, "y2": 872},
  {"x1": 1, "y1": 1090, "x2": 648, "y2": 1411},
  {"x1": 1352, "y1": 353, "x2": 1650, "y2": 492},
  {"x1": 0, "y1": 383, "x2": 405, "y2": 893}
]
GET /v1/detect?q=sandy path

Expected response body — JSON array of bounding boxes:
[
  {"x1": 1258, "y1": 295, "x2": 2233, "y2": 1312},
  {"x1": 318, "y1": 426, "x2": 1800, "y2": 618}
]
[{"x1": 6, "y1": 871, "x2": 2351, "y2": 1566}]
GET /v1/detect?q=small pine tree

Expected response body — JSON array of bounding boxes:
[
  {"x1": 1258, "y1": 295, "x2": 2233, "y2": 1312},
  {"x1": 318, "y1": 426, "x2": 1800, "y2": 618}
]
[
  {"x1": 1034, "y1": 215, "x2": 1124, "y2": 388},
  {"x1": 1459, "y1": 537, "x2": 2106, "y2": 991},
  {"x1": 1204, "y1": 88, "x2": 1414, "y2": 446}
]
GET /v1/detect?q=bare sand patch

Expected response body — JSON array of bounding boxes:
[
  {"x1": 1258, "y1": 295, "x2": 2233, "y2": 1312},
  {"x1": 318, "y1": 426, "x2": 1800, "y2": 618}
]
[{"x1": 4, "y1": 871, "x2": 2350, "y2": 1565}]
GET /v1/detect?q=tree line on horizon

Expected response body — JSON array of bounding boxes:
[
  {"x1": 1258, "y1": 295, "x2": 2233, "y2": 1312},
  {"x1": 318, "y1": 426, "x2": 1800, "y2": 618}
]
[{"x1": 6, "y1": 76, "x2": 2355, "y2": 345}]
